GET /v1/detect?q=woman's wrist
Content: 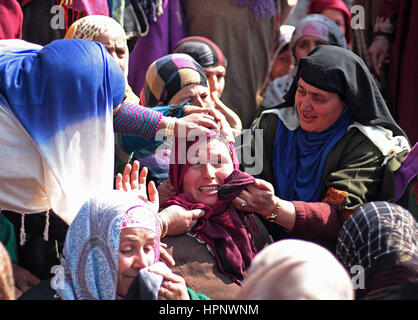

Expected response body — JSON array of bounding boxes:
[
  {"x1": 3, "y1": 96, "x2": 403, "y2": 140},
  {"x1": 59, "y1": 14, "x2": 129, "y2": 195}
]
[{"x1": 158, "y1": 116, "x2": 176, "y2": 138}]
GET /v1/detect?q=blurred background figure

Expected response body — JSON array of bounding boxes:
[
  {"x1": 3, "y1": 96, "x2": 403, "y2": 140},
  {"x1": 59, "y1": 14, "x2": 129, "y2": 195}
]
[
  {"x1": 0, "y1": 0, "x2": 23, "y2": 40},
  {"x1": 236, "y1": 240, "x2": 354, "y2": 300},
  {"x1": 307, "y1": 0, "x2": 352, "y2": 45}
]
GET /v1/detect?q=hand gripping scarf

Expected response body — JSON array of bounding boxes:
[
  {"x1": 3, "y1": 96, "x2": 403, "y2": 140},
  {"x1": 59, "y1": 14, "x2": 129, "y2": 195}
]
[
  {"x1": 163, "y1": 133, "x2": 257, "y2": 284},
  {"x1": 0, "y1": 39, "x2": 125, "y2": 224},
  {"x1": 56, "y1": 191, "x2": 161, "y2": 300}
]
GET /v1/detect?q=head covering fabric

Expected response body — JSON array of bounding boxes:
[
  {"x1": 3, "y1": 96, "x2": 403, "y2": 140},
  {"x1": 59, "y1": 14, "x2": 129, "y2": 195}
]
[
  {"x1": 66, "y1": 0, "x2": 109, "y2": 16},
  {"x1": 290, "y1": 14, "x2": 347, "y2": 54},
  {"x1": 56, "y1": 191, "x2": 160, "y2": 300},
  {"x1": 337, "y1": 201, "x2": 418, "y2": 299},
  {"x1": 173, "y1": 36, "x2": 227, "y2": 68},
  {"x1": 64, "y1": 15, "x2": 126, "y2": 41},
  {"x1": 273, "y1": 107, "x2": 354, "y2": 202},
  {"x1": 164, "y1": 133, "x2": 257, "y2": 284},
  {"x1": 0, "y1": 0, "x2": 23, "y2": 40},
  {"x1": 0, "y1": 39, "x2": 125, "y2": 224},
  {"x1": 237, "y1": 239, "x2": 354, "y2": 300},
  {"x1": 277, "y1": 25, "x2": 295, "y2": 54},
  {"x1": 140, "y1": 53, "x2": 208, "y2": 106},
  {"x1": 282, "y1": 45, "x2": 407, "y2": 138},
  {"x1": 0, "y1": 242, "x2": 15, "y2": 300},
  {"x1": 307, "y1": 0, "x2": 351, "y2": 43}
]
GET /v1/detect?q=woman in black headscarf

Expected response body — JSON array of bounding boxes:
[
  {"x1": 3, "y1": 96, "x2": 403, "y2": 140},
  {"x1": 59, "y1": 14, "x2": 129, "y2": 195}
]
[{"x1": 236, "y1": 45, "x2": 410, "y2": 250}]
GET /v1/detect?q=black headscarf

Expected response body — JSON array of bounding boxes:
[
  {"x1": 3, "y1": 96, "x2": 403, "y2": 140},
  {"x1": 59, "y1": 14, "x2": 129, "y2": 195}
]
[{"x1": 280, "y1": 45, "x2": 407, "y2": 139}]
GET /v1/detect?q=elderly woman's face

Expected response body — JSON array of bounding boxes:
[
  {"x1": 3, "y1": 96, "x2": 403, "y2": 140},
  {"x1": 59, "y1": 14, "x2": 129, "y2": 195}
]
[
  {"x1": 182, "y1": 139, "x2": 234, "y2": 206},
  {"x1": 169, "y1": 83, "x2": 214, "y2": 108},
  {"x1": 117, "y1": 228, "x2": 156, "y2": 297},
  {"x1": 94, "y1": 29, "x2": 129, "y2": 78},
  {"x1": 295, "y1": 78, "x2": 345, "y2": 132}
]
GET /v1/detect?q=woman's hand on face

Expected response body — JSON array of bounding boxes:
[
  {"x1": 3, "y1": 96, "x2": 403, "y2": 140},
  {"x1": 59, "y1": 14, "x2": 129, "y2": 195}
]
[
  {"x1": 232, "y1": 179, "x2": 277, "y2": 217},
  {"x1": 159, "y1": 205, "x2": 205, "y2": 236},
  {"x1": 148, "y1": 265, "x2": 190, "y2": 300},
  {"x1": 115, "y1": 160, "x2": 159, "y2": 213}
]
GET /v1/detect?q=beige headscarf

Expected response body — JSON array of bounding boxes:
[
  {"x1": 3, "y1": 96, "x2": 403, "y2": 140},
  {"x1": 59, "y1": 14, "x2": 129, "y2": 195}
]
[
  {"x1": 0, "y1": 243, "x2": 14, "y2": 300},
  {"x1": 236, "y1": 239, "x2": 354, "y2": 300},
  {"x1": 65, "y1": 15, "x2": 139, "y2": 104}
]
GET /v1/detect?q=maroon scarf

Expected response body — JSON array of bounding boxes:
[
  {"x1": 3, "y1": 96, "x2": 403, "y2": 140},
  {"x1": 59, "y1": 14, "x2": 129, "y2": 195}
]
[{"x1": 164, "y1": 134, "x2": 257, "y2": 284}]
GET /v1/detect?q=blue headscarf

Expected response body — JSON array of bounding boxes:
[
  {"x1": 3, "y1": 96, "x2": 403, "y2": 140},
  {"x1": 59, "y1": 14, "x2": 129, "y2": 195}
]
[
  {"x1": 0, "y1": 39, "x2": 125, "y2": 223},
  {"x1": 273, "y1": 107, "x2": 354, "y2": 202},
  {"x1": 56, "y1": 191, "x2": 159, "y2": 300}
]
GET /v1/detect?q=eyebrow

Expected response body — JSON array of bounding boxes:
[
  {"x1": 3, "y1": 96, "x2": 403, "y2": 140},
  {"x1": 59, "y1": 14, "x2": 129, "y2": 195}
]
[{"x1": 298, "y1": 83, "x2": 326, "y2": 99}]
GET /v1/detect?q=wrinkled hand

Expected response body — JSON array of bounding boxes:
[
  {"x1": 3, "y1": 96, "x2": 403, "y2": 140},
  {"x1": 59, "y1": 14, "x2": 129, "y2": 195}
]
[
  {"x1": 149, "y1": 264, "x2": 190, "y2": 300},
  {"x1": 179, "y1": 105, "x2": 234, "y2": 143},
  {"x1": 12, "y1": 264, "x2": 40, "y2": 295},
  {"x1": 157, "y1": 179, "x2": 176, "y2": 206},
  {"x1": 160, "y1": 205, "x2": 205, "y2": 236},
  {"x1": 367, "y1": 37, "x2": 390, "y2": 76},
  {"x1": 115, "y1": 160, "x2": 159, "y2": 213},
  {"x1": 232, "y1": 179, "x2": 277, "y2": 217}
]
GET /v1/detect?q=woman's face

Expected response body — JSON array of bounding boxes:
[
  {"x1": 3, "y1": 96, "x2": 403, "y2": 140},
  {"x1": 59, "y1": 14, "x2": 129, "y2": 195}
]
[
  {"x1": 321, "y1": 8, "x2": 346, "y2": 38},
  {"x1": 294, "y1": 35, "x2": 328, "y2": 64},
  {"x1": 117, "y1": 228, "x2": 156, "y2": 297},
  {"x1": 204, "y1": 65, "x2": 226, "y2": 97},
  {"x1": 295, "y1": 78, "x2": 345, "y2": 132},
  {"x1": 169, "y1": 83, "x2": 214, "y2": 108},
  {"x1": 94, "y1": 29, "x2": 129, "y2": 78},
  {"x1": 182, "y1": 139, "x2": 234, "y2": 206},
  {"x1": 270, "y1": 48, "x2": 293, "y2": 79}
]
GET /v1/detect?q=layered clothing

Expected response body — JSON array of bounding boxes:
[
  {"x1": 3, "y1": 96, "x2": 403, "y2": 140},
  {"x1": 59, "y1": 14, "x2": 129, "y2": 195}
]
[
  {"x1": 56, "y1": 191, "x2": 160, "y2": 300},
  {"x1": 0, "y1": 39, "x2": 125, "y2": 225},
  {"x1": 163, "y1": 135, "x2": 257, "y2": 285},
  {"x1": 262, "y1": 14, "x2": 347, "y2": 108},
  {"x1": 250, "y1": 45, "x2": 409, "y2": 246}
]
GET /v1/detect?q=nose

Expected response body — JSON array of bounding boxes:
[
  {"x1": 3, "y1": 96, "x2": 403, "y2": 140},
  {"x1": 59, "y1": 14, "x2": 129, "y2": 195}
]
[
  {"x1": 201, "y1": 163, "x2": 216, "y2": 179},
  {"x1": 132, "y1": 251, "x2": 150, "y2": 270},
  {"x1": 298, "y1": 95, "x2": 313, "y2": 111}
]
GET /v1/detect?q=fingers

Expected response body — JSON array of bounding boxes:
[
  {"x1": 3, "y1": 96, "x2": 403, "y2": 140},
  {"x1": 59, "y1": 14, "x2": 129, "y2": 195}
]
[
  {"x1": 159, "y1": 244, "x2": 175, "y2": 268},
  {"x1": 138, "y1": 165, "x2": 147, "y2": 195},
  {"x1": 130, "y1": 160, "x2": 140, "y2": 190},
  {"x1": 121, "y1": 163, "x2": 132, "y2": 191},
  {"x1": 148, "y1": 180, "x2": 158, "y2": 202},
  {"x1": 157, "y1": 271, "x2": 189, "y2": 300},
  {"x1": 115, "y1": 173, "x2": 122, "y2": 190}
]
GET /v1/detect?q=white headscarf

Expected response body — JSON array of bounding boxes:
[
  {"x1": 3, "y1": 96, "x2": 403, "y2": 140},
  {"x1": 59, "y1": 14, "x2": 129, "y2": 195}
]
[{"x1": 236, "y1": 239, "x2": 354, "y2": 300}]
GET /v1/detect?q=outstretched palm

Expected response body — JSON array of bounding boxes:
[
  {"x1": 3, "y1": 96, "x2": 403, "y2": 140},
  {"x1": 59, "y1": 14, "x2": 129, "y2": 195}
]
[{"x1": 115, "y1": 160, "x2": 159, "y2": 213}]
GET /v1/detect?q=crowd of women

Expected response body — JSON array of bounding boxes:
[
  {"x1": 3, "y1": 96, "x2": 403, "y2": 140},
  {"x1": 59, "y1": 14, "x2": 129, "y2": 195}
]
[{"x1": 0, "y1": 0, "x2": 417, "y2": 301}]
